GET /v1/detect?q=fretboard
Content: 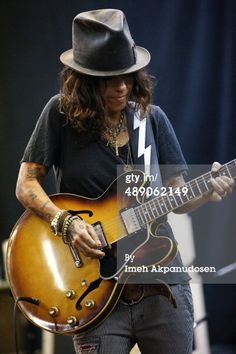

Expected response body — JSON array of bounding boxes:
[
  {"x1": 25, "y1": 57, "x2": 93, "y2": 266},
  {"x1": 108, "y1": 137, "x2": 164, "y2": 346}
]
[{"x1": 134, "y1": 159, "x2": 236, "y2": 226}]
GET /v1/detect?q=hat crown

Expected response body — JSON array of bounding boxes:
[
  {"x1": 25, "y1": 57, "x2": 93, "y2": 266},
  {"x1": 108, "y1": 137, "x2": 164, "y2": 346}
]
[
  {"x1": 78, "y1": 9, "x2": 123, "y2": 31},
  {"x1": 72, "y1": 9, "x2": 136, "y2": 72},
  {"x1": 60, "y1": 9, "x2": 150, "y2": 76}
]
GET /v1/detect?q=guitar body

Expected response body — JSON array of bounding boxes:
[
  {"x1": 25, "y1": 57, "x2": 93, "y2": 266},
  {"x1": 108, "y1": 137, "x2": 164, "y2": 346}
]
[{"x1": 7, "y1": 172, "x2": 177, "y2": 335}]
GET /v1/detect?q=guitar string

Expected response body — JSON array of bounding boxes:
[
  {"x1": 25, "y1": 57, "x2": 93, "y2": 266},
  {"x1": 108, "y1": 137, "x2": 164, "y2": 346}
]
[
  {"x1": 101, "y1": 163, "x2": 234, "y2": 231},
  {"x1": 89, "y1": 163, "x2": 235, "y2": 233}
]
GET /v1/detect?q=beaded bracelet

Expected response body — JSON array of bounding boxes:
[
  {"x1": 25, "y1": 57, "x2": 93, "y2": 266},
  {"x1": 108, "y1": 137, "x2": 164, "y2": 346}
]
[
  {"x1": 50, "y1": 209, "x2": 67, "y2": 235},
  {"x1": 61, "y1": 215, "x2": 82, "y2": 244},
  {"x1": 57, "y1": 211, "x2": 72, "y2": 234}
]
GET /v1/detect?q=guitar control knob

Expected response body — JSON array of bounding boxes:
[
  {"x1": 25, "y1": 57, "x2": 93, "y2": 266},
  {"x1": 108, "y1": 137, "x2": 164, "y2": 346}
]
[
  {"x1": 65, "y1": 290, "x2": 76, "y2": 299},
  {"x1": 85, "y1": 299, "x2": 95, "y2": 309},
  {"x1": 81, "y1": 279, "x2": 87, "y2": 286},
  {"x1": 48, "y1": 307, "x2": 59, "y2": 317},
  {"x1": 67, "y1": 316, "x2": 78, "y2": 326}
]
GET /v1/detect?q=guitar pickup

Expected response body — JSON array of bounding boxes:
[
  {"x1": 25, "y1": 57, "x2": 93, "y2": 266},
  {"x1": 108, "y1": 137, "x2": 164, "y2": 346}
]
[
  {"x1": 92, "y1": 222, "x2": 109, "y2": 248},
  {"x1": 120, "y1": 208, "x2": 141, "y2": 234}
]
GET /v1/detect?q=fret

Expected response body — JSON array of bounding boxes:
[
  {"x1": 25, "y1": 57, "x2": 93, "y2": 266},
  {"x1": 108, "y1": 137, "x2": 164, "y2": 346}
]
[
  {"x1": 188, "y1": 183, "x2": 196, "y2": 199},
  {"x1": 142, "y1": 203, "x2": 152, "y2": 223},
  {"x1": 229, "y1": 160, "x2": 236, "y2": 178},
  {"x1": 163, "y1": 196, "x2": 173, "y2": 211},
  {"x1": 168, "y1": 194, "x2": 179, "y2": 209},
  {"x1": 194, "y1": 179, "x2": 202, "y2": 194},
  {"x1": 135, "y1": 206, "x2": 145, "y2": 225},
  {"x1": 178, "y1": 192, "x2": 189, "y2": 204},
  {"x1": 136, "y1": 207, "x2": 145, "y2": 225},
  {"x1": 224, "y1": 165, "x2": 232, "y2": 178},
  {"x1": 156, "y1": 199, "x2": 165, "y2": 214},
  {"x1": 149, "y1": 199, "x2": 159, "y2": 219},
  {"x1": 140, "y1": 206, "x2": 149, "y2": 223},
  {"x1": 201, "y1": 175, "x2": 210, "y2": 193},
  {"x1": 158, "y1": 196, "x2": 168, "y2": 213},
  {"x1": 219, "y1": 167, "x2": 227, "y2": 177},
  {"x1": 204, "y1": 174, "x2": 212, "y2": 190},
  {"x1": 192, "y1": 173, "x2": 212, "y2": 195},
  {"x1": 172, "y1": 193, "x2": 184, "y2": 207},
  {"x1": 153, "y1": 199, "x2": 164, "y2": 216},
  {"x1": 183, "y1": 193, "x2": 190, "y2": 202},
  {"x1": 182, "y1": 183, "x2": 193, "y2": 201},
  {"x1": 191, "y1": 183, "x2": 201, "y2": 197}
]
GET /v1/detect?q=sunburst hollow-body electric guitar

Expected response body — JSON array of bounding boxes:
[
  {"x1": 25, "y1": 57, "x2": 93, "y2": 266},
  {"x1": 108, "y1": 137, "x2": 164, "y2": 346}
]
[{"x1": 7, "y1": 162, "x2": 236, "y2": 334}]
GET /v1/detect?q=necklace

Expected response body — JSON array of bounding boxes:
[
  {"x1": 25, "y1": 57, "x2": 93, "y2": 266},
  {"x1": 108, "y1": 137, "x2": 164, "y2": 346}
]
[
  {"x1": 111, "y1": 142, "x2": 133, "y2": 173},
  {"x1": 104, "y1": 111, "x2": 126, "y2": 156},
  {"x1": 122, "y1": 143, "x2": 133, "y2": 172}
]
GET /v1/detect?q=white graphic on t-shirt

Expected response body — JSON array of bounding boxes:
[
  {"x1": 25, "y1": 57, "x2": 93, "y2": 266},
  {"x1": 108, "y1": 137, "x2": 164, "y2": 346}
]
[{"x1": 133, "y1": 111, "x2": 151, "y2": 175}]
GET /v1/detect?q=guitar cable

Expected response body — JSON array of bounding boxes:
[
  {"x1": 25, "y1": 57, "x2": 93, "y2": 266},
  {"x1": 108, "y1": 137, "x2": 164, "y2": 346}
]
[{"x1": 13, "y1": 296, "x2": 40, "y2": 354}]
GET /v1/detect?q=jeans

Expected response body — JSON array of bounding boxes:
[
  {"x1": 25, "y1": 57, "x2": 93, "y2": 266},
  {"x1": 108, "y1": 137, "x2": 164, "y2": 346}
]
[{"x1": 73, "y1": 284, "x2": 194, "y2": 354}]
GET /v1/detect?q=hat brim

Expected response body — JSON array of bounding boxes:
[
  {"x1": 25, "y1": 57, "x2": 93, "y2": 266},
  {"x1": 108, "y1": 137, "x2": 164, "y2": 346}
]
[{"x1": 60, "y1": 46, "x2": 151, "y2": 76}]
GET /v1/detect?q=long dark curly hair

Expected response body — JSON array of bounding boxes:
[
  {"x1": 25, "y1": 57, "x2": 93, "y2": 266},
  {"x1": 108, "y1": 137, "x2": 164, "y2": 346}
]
[{"x1": 59, "y1": 67, "x2": 153, "y2": 145}]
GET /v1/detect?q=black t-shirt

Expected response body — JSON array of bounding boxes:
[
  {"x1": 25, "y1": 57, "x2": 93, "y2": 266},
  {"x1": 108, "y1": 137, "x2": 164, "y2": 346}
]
[
  {"x1": 21, "y1": 94, "x2": 190, "y2": 283},
  {"x1": 22, "y1": 95, "x2": 187, "y2": 197}
]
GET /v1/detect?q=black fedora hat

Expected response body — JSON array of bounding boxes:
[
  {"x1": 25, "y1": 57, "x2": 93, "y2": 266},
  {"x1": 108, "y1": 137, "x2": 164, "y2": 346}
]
[{"x1": 60, "y1": 9, "x2": 151, "y2": 76}]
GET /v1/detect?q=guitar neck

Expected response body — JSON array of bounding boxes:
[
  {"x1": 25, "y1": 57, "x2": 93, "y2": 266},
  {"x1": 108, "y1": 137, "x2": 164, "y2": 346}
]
[{"x1": 134, "y1": 159, "x2": 236, "y2": 225}]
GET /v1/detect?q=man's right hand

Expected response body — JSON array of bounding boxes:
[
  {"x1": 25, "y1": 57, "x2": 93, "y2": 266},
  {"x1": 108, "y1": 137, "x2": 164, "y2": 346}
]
[{"x1": 69, "y1": 218, "x2": 105, "y2": 258}]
